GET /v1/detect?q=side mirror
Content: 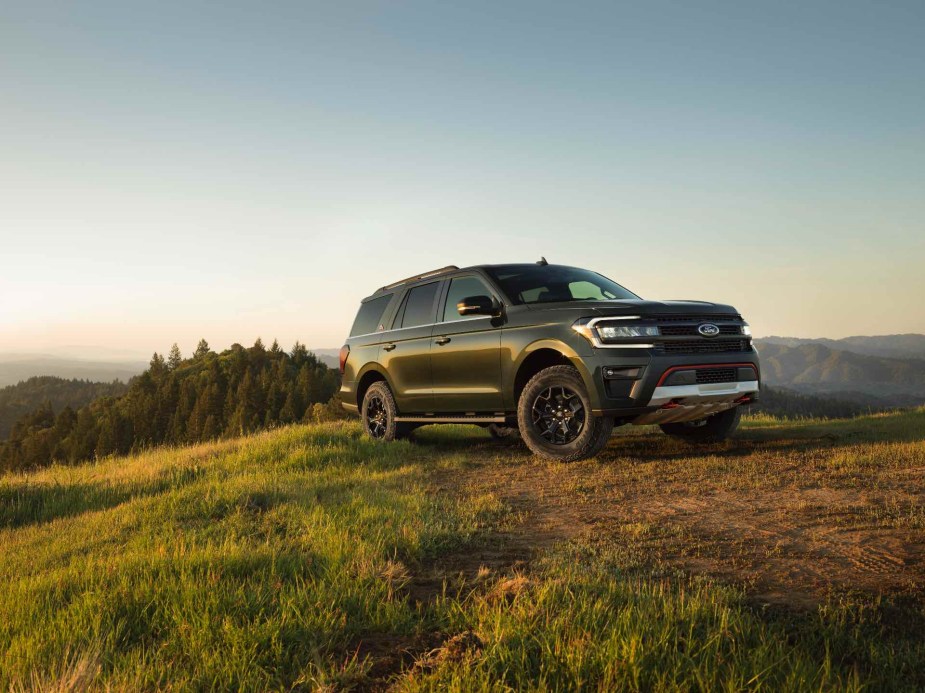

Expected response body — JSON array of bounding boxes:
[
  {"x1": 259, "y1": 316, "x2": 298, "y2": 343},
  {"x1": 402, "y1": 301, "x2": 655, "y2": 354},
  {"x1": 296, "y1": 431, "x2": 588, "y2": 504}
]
[{"x1": 457, "y1": 295, "x2": 499, "y2": 317}]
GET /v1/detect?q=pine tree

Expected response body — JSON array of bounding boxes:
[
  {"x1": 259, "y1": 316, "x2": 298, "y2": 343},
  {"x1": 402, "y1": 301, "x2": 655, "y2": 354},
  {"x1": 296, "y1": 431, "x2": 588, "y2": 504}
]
[
  {"x1": 148, "y1": 353, "x2": 167, "y2": 382},
  {"x1": 193, "y1": 339, "x2": 211, "y2": 359},
  {"x1": 291, "y1": 341, "x2": 309, "y2": 367},
  {"x1": 168, "y1": 343, "x2": 183, "y2": 370}
]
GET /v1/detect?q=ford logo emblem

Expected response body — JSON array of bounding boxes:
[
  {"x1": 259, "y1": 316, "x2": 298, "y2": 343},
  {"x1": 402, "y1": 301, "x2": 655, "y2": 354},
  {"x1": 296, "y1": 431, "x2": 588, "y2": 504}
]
[{"x1": 698, "y1": 323, "x2": 720, "y2": 337}]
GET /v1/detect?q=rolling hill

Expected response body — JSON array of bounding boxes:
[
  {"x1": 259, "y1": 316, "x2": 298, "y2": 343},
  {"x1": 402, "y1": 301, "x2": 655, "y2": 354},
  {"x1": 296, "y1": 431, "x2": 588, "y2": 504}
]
[
  {"x1": 2, "y1": 414, "x2": 923, "y2": 689},
  {"x1": 754, "y1": 340, "x2": 925, "y2": 405}
]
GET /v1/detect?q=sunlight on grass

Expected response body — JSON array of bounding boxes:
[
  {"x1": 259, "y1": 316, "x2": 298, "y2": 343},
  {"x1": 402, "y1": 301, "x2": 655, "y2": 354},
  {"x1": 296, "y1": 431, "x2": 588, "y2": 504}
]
[{"x1": 2, "y1": 411, "x2": 924, "y2": 690}]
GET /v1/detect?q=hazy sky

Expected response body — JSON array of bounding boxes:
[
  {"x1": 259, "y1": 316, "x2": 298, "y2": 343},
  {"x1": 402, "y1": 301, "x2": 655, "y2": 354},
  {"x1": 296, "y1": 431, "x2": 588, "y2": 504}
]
[{"x1": 2, "y1": 0, "x2": 924, "y2": 357}]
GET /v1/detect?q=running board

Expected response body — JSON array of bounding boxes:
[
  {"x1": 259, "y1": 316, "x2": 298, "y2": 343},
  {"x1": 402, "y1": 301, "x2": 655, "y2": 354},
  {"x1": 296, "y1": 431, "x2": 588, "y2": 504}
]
[{"x1": 394, "y1": 415, "x2": 506, "y2": 423}]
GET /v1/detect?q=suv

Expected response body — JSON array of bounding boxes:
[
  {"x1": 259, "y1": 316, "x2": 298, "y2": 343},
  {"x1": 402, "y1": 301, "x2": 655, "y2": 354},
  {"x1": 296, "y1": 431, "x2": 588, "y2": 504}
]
[{"x1": 339, "y1": 261, "x2": 760, "y2": 462}]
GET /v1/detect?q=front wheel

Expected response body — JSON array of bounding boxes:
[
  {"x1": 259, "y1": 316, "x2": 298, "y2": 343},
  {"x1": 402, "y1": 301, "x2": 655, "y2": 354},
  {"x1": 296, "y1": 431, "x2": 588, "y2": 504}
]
[
  {"x1": 517, "y1": 365, "x2": 613, "y2": 462},
  {"x1": 659, "y1": 406, "x2": 741, "y2": 442}
]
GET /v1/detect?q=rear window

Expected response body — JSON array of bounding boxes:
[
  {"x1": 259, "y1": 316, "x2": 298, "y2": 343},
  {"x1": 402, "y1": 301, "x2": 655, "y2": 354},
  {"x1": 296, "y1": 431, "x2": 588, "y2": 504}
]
[{"x1": 349, "y1": 294, "x2": 392, "y2": 336}]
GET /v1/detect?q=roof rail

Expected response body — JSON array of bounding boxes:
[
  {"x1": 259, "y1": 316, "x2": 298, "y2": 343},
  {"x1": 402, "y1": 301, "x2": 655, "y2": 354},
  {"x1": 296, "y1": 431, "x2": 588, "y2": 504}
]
[{"x1": 380, "y1": 265, "x2": 459, "y2": 291}]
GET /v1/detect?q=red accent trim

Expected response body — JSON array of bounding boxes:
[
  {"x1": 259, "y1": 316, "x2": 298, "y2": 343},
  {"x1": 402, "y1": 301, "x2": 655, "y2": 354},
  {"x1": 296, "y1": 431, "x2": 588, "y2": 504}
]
[{"x1": 656, "y1": 363, "x2": 758, "y2": 387}]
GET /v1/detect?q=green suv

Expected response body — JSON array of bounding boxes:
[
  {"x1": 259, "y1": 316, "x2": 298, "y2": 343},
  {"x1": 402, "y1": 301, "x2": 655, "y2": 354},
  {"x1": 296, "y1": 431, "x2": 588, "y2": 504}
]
[{"x1": 339, "y1": 261, "x2": 760, "y2": 461}]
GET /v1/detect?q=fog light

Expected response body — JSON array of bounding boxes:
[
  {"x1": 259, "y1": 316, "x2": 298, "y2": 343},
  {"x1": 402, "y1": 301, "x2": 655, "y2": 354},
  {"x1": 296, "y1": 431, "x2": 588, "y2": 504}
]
[{"x1": 602, "y1": 366, "x2": 642, "y2": 380}]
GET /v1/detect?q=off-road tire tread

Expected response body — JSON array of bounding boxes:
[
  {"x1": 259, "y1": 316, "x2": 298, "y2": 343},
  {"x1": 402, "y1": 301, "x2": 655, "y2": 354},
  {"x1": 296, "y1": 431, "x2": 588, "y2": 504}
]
[
  {"x1": 517, "y1": 365, "x2": 613, "y2": 462},
  {"x1": 363, "y1": 381, "x2": 402, "y2": 442}
]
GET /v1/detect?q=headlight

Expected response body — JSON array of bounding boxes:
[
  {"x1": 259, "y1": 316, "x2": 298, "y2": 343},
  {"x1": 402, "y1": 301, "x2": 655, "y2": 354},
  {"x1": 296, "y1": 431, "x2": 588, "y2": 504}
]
[
  {"x1": 598, "y1": 325, "x2": 660, "y2": 339},
  {"x1": 572, "y1": 318, "x2": 660, "y2": 346},
  {"x1": 741, "y1": 323, "x2": 752, "y2": 336}
]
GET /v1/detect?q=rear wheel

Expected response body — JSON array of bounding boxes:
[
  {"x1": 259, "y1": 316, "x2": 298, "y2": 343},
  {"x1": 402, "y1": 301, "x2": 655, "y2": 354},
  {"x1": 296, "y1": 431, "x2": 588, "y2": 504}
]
[
  {"x1": 361, "y1": 381, "x2": 414, "y2": 441},
  {"x1": 517, "y1": 365, "x2": 613, "y2": 462},
  {"x1": 659, "y1": 406, "x2": 741, "y2": 442}
]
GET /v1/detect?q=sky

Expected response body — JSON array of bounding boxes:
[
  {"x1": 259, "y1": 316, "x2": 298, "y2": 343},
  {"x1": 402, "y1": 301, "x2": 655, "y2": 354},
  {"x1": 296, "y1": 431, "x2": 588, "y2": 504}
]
[{"x1": 2, "y1": 0, "x2": 924, "y2": 358}]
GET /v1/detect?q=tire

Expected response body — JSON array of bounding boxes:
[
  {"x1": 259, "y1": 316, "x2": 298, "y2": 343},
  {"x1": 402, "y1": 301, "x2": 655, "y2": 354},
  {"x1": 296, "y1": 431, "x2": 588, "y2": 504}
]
[
  {"x1": 361, "y1": 381, "x2": 415, "y2": 441},
  {"x1": 517, "y1": 365, "x2": 613, "y2": 462},
  {"x1": 487, "y1": 423, "x2": 519, "y2": 440},
  {"x1": 659, "y1": 405, "x2": 741, "y2": 443}
]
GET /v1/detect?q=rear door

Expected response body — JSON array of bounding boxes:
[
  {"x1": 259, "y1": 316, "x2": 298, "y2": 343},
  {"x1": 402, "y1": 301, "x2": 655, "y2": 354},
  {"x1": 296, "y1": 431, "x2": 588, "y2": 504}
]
[
  {"x1": 430, "y1": 274, "x2": 504, "y2": 412},
  {"x1": 377, "y1": 281, "x2": 440, "y2": 413}
]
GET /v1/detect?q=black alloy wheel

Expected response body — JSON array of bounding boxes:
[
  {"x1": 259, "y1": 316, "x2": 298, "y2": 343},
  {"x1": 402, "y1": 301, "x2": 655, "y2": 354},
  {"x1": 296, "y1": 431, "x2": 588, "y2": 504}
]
[
  {"x1": 531, "y1": 386, "x2": 586, "y2": 445},
  {"x1": 364, "y1": 392, "x2": 388, "y2": 439}
]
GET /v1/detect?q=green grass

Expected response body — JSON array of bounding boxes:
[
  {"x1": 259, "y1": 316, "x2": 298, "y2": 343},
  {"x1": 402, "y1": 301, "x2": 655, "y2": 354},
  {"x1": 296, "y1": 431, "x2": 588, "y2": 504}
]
[{"x1": 2, "y1": 412, "x2": 924, "y2": 690}]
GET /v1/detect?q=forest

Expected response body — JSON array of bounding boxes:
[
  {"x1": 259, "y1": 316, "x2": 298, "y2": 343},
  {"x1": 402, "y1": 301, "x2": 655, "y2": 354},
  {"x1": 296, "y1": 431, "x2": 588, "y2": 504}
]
[
  {"x1": 0, "y1": 376, "x2": 128, "y2": 438},
  {"x1": 0, "y1": 339, "x2": 340, "y2": 472}
]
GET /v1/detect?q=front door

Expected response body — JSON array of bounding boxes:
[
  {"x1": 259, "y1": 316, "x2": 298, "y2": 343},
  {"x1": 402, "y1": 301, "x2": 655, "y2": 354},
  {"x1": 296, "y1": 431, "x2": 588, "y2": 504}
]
[
  {"x1": 430, "y1": 274, "x2": 504, "y2": 412},
  {"x1": 378, "y1": 281, "x2": 440, "y2": 413}
]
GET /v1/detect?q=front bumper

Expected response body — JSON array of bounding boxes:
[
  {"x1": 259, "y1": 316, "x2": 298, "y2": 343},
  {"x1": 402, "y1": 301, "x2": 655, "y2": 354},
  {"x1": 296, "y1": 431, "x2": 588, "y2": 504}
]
[{"x1": 576, "y1": 347, "x2": 761, "y2": 420}]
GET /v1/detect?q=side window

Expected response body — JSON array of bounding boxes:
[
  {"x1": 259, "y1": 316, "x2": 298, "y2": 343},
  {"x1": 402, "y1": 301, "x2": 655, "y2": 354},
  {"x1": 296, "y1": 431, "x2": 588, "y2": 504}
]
[
  {"x1": 399, "y1": 282, "x2": 440, "y2": 328},
  {"x1": 442, "y1": 276, "x2": 493, "y2": 322},
  {"x1": 349, "y1": 294, "x2": 392, "y2": 336}
]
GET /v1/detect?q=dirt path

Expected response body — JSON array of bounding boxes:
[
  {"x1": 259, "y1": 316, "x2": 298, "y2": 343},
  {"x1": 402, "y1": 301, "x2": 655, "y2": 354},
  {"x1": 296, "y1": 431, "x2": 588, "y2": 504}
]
[{"x1": 427, "y1": 429, "x2": 925, "y2": 607}]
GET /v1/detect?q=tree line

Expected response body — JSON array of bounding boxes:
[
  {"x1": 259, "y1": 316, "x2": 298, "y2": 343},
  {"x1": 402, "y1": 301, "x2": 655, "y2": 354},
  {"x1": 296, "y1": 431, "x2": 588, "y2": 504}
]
[
  {"x1": 750, "y1": 386, "x2": 892, "y2": 419},
  {"x1": 0, "y1": 339, "x2": 342, "y2": 472},
  {"x1": 0, "y1": 376, "x2": 128, "y2": 439}
]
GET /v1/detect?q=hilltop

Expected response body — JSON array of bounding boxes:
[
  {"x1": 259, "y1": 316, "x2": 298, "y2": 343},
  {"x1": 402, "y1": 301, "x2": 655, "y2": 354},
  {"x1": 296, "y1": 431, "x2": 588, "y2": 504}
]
[{"x1": 2, "y1": 412, "x2": 923, "y2": 690}]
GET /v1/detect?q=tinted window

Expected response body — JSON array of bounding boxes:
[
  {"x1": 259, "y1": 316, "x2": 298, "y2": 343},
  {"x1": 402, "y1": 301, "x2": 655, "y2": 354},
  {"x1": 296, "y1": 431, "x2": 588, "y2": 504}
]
[
  {"x1": 484, "y1": 266, "x2": 639, "y2": 305},
  {"x1": 399, "y1": 282, "x2": 439, "y2": 328},
  {"x1": 442, "y1": 276, "x2": 493, "y2": 322},
  {"x1": 349, "y1": 294, "x2": 392, "y2": 336}
]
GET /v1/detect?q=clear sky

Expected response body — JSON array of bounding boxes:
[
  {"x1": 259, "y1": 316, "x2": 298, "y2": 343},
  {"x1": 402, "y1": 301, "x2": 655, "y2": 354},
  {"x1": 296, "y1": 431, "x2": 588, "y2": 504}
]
[{"x1": 2, "y1": 0, "x2": 924, "y2": 357}]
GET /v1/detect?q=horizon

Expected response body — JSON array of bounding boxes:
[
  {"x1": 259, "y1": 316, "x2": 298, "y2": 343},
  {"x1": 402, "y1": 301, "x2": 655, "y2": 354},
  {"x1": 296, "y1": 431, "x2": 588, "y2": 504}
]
[
  {"x1": 2, "y1": 1, "x2": 924, "y2": 350},
  {"x1": 4, "y1": 330, "x2": 925, "y2": 365}
]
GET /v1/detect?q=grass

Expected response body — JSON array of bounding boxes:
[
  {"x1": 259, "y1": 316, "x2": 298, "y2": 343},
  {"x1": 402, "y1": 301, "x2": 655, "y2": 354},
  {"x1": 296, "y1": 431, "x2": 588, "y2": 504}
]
[{"x1": 1, "y1": 411, "x2": 924, "y2": 690}]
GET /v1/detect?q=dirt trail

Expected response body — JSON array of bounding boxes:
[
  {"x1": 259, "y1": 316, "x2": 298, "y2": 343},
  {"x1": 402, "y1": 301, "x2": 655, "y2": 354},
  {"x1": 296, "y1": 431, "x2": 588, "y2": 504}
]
[{"x1": 429, "y1": 433, "x2": 925, "y2": 606}]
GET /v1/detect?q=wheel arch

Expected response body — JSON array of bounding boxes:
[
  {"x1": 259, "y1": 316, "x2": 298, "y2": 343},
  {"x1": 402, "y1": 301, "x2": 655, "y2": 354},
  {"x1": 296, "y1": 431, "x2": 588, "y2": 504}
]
[
  {"x1": 354, "y1": 364, "x2": 394, "y2": 409},
  {"x1": 512, "y1": 340, "x2": 591, "y2": 406}
]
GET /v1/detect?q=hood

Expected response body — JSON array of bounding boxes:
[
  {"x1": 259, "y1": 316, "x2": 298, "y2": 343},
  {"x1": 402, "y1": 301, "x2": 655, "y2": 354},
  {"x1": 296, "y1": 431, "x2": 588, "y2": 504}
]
[{"x1": 525, "y1": 299, "x2": 741, "y2": 317}]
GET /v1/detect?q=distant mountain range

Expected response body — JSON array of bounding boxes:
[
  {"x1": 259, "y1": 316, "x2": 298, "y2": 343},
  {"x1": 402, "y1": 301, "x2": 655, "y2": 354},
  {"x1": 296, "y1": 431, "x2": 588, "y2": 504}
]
[
  {"x1": 307, "y1": 349, "x2": 341, "y2": 369},
  {"x1": 757, "y1": 334, "x2": 925, "y2": 361},
  {"x1": 754, "y1": 335, "x2": 925, "y2": 406},
  {"x1": 0, "y1": 355, "x2": 148, "y2": 389}
]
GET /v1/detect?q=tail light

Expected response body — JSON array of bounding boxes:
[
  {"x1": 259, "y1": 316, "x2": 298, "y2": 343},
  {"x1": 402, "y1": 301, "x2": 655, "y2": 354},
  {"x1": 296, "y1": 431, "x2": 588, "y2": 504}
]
[{"x1": 338, "y1": 345, "x2": 350, "y2": 375}]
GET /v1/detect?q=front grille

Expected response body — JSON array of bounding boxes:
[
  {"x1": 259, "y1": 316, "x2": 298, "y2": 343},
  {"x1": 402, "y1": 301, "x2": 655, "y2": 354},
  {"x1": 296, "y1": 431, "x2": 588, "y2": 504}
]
[
  {"x1": 659, "y1": 325, "x2": 742, "y2": 336},
  {"x1": 653, "y1": 313, "x2": 742, "y2": 323},
  {"x1": 659, "y1": 339, "x2": 750, "y2": 354},
  {"x1": 695, "y1": 368, "x2": 737, "y2": 384}
]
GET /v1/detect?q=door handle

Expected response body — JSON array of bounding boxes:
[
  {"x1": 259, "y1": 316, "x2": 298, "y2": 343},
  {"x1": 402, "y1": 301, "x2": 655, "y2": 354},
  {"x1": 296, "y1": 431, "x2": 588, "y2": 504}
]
[
  {"x1": 383, "y1": 343, "x2": 396, "y2": 351},
  {"x1": 435, "y1": 336, "x2": 451, "y2": 345}
]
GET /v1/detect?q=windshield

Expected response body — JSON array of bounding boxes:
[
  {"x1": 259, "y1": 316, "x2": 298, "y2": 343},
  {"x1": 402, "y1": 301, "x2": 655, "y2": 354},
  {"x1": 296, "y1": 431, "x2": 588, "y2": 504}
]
[{"x1": 485, "y1": 266, "x2": 640, "y2": 305}]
